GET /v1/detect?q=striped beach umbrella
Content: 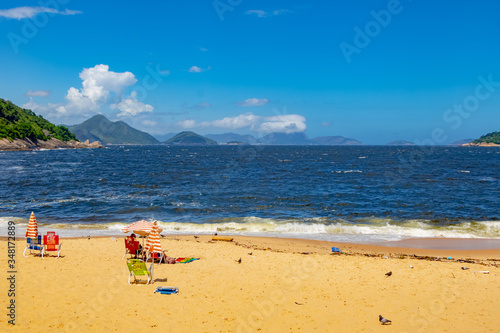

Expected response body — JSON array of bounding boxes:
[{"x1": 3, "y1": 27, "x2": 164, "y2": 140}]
[
  {"x1": 144, "y1": 221, "x2": 162, "y2": 256},
  {"x1": 121, "y1": 220, "x2": 163, "y2": 236},
  {"x1": 25, "y1": 212, "x2": 38, "y2": 238}
]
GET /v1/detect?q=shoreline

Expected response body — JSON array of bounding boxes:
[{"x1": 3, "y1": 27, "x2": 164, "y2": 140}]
[{"x1": 6, "y1": 234, "x2": 500, "y2": 260}]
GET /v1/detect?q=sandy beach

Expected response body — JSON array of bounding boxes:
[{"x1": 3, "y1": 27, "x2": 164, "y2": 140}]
[{"x1": 2, "y1": 235, "x2": 499, "y2": 332}]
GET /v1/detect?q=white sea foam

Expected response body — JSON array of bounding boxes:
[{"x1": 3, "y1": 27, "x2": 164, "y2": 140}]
[{"x1": 2, "y1": 215, "x2": 499, "y2": 241}]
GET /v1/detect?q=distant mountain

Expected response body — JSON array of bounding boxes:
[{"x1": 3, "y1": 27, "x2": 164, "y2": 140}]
[
  {"x1": 205, "y1": 133, "x2": 259, "y2": 144},
  {"x1": 164, "y1": 131, "x2": 217, "y2": 145},
  {"x1": 308, "y1": 136, "x2": 363, "y2": 145},
  {"x1": 258, "y1": 132, "x2": 309, "y2": 145},
  {"x1": 386, "y1": 140, "x2": 415, "y2": 146},
  {"x1": 153, "y1": 133, "x2": 177, "y2": 142},
  {"x1": 449, "y1": 139, "x2": 474, "y2": 146},
  {"x1": 68, "y1": 115, "x2": 159, "y2": 145}
]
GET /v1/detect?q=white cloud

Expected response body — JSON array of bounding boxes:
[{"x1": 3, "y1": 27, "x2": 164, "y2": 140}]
[
  {"x1": 321, "y1": 121, "x2": 332, "y2": 127},
  {"x1": 110, "y1": 91, "x2": 154, "y2": 117},
  {"x1": 188, "y1": 66, "x2": 211, "y2": 73},
  {"x1": 142, "y1": 120, "x2": 157, "y2": 127},
  {"x1": 259, "y1": 114, "x2": 306, "y2": 133},
  {"x1": 246, "y1": 10, "x2": 268, "y2": 18},
  {"x1": 25, "y1": 64, "x2": 155, "y2": 124},
  {"x1": 25, "y1": 89, "x2": 50, "y2": 97},
  {"x1": 58, "y1": 64, "x2": 137, "y2": 115},
  {"x1": 178, "y1": 119, "x2": 197, "y2": 129},
  {"x1": 211, "y1": 113, "x2": 261, "y2": 129},
  {"x1": 246, "y1": 9, "x2": 292, "y2": 18},
  {"x1": 0, "y1": 6, "x2": 82, "y2": 20},
  {"x1": 178, "y1": 112, "x2": 306, "y2": 133},
  {"x1": 238, "y1": 98, "x2": 270, "y2": 107}
]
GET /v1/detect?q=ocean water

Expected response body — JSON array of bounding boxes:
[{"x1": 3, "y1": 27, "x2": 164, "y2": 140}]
[{"x1": 1, "y1": 145, "x2": 499, "y2": 242}]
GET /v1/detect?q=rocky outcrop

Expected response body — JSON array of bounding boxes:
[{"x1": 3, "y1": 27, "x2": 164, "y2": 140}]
[
  {"x1": 0, "y1": 138, "x2": 104, "y2": 151},
  {"x1": 461, "y1": 142, "x2": 500, "y2": 147}
]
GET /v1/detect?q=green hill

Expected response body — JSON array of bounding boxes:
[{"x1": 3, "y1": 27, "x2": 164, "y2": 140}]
[
  {"x1": 164, "y1": 131, "x2": 217, "y2": 145},
  {"x1": 67, "y1": 115, "x2": 159, "y2": 144},
  {"x1": 0, "y1": 98, "x2": 76, "y2": 141},
  {"x1": 473, "y1": 131, "x2": 500, "y2": 144}
]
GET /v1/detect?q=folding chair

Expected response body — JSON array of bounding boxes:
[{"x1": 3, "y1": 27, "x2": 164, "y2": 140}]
[
  {"x1": 127, "y1": 259, "x2": 154, "y2": 285},
  {"x1": 42, "y1": 231, "x2": 62, "y2": 258}
]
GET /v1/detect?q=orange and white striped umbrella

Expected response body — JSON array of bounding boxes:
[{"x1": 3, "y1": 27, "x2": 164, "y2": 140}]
[
  {"x1": 25, "y1": 212, "x2": 38, "y2": 238},
  {"x1": 121, "y1": 220, "x2": 163, "y2": 236},
  {"x1": 144, "y1": 221, "x2": 162, "y2": 254}
]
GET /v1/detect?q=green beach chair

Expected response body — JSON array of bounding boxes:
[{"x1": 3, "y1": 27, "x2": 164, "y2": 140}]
[{"x1": 127, "y1": 259, "x2": 154, "y2": 285}]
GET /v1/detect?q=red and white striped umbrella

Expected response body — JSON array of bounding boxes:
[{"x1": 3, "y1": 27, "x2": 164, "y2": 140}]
[
  {"x1": 25, "y1": 212, "x2": 38, "y2": 238},
  {"x1": 144, "y1": 221, "x2": 162, "y2": 255},
  {"x1": 121, "y1": 220, "x2": 163, "y2": 236}
]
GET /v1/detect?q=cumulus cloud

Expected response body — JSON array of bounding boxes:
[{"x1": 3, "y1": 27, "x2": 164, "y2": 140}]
[
  {"x1": 25, "y1": 64, "x2": 155, "y2": 124},
  {"x1": 110, "y1": 91, "x2": 154, "y2": 117},
  {"x1": 25, "y1": 89, "x2": 50, "y2": 97},
  {"x1": 0, "y1": 6, "x2": 82, "y2": 19},
  {"x1": 238, "y1": 98, "x2": 270, "y2": 107},
  {"x1": 178, "y1": 112, "x2": 306, "y2": 134},
  {"x1": 211, "y1": 113, "x2": 261, "y2": 129},
  {"x1": 57, "y1": 64, "x2": 137, "y2": 115},
  {"x1": 188, "y1": 66, "x2": 211, "y2": 73},
  {"x1": 246, "y1": 9, "x2": 292, "y2": 18},
  {"x1": 259, "y1": 114, "x2": 306, "y2": 133}
]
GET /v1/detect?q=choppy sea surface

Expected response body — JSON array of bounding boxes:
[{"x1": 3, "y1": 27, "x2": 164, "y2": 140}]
[{"x1": 1, "y1": 145, "x2": 499, "y2": 242}]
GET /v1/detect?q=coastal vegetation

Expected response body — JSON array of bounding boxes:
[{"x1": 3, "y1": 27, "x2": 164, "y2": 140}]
[
  {"x1": 472, "y1": 131, "x2": 500, "y2": 144},
  {"x1": 0, "y1": 98, "x2": 76, "y2": 142}
]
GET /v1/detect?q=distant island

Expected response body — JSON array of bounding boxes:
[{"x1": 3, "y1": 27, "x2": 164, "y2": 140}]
[
  {"x1": 68, "y1": 114, "x2": 159, "y2": 145},
  {"x1": 164, "y1": 131, "x2": 218, "y2": 145},
  {"x1": 462, "y1": 131, "x2": 500, "y2": 146},
  {"x1": 0, "y1": 98, "x2": 103, "y2": 151},
  {"x1": 386, "y1": 140, "x2": 416, "y2": 146}
]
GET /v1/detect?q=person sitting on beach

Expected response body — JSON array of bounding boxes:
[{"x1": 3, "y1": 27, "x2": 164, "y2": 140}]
[{"x1": 130, "y1": 233, "x2": 143, "y2": 256}]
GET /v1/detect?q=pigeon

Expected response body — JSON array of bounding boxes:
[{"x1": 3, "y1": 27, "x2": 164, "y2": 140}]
[
  {"x1": 385, "y1": 271, "x2": 392, "y2": 277},
  {"x1": 236, "y1": 258, "x2": 242, "y2": 264},
  {"x1": 379, "y1": 315, "x2": 392, "y2": 325}
]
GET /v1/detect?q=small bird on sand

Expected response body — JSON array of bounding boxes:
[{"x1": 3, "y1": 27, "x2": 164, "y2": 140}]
[
  {"x1": 248, "y1": 252, "x2": 253, "y2": 255},
  {"x1": 236, "y1": 258, "x2": 242, "y2": 264},
  {"x1": 379, "y1": 315, "x2": 392, "y2": 325},
  {"x1": 194, "y1": 236, "x2": 199, "y2": 239},
  {"x1": 385, "y1": 271, "x2": 392, "y2": 277}
]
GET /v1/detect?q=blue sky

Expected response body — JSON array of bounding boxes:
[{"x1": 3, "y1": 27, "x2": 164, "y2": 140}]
[{"x1": 1, "y1": 0, "x2": 499, "y2": 144}]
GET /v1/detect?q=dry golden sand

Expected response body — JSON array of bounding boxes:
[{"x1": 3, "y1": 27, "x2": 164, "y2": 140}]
[{"x1": 1, "y1": 235, "x2": 500, "y2": 332}]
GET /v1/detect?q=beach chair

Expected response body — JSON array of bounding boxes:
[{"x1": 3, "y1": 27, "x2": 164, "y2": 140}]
[
  {"x1": 42, "y1": 231, "x2": 62, "y2": 258},
  {"x1": 127, "y1": 259, "x2": 154, "y2": 285},
  {"x1": 123, "y1": 236, "x2": 143, "y2": 260},
  {"x1": 23, "y1": 235, "x2": 43, "y2": 257},
  {"x1": 145, "y1": 250, "x2": 166, "y2": 264}
]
